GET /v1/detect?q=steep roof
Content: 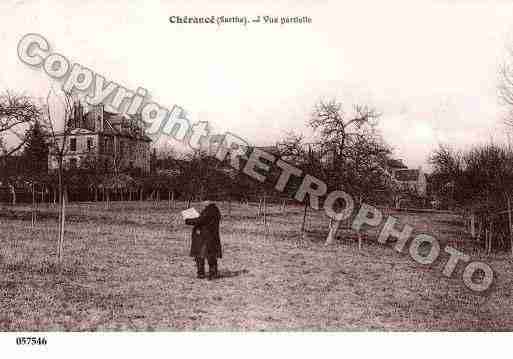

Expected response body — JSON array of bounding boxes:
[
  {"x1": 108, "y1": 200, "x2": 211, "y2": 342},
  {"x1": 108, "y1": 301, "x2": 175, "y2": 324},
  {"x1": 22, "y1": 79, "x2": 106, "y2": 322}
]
[{"x1": 101, "y1": 111, "x2": 151, "y2": 142}]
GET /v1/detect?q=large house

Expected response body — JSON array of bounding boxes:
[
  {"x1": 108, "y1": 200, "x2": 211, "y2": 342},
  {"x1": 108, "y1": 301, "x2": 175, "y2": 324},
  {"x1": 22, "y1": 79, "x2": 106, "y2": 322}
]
[
  {"x1": 48, "y1": 101, "x2": 152, "y2": 173},
  {"x1": 386, "y1": 159, "x2": 427, "y2": 196}
]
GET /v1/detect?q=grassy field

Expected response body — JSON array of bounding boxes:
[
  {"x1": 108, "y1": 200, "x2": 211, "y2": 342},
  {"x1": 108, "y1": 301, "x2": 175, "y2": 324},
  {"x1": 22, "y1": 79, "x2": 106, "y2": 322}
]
[{"x1": 0, "y1": 200, "x2": 512, "y2": 331}]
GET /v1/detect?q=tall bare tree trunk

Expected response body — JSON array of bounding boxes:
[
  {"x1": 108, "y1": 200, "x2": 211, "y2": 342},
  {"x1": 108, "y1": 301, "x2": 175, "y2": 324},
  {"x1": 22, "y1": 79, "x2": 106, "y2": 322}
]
[
  {"x1": 58, "y1": 188, "x2": 66, "y2": 266},
  {"x1": 487, "y1": 219, "x2": 493, "y2": 254},
  {"x1": 9, "y1": 184, "x2": 16, "y2": 206},
  {"x1": 300, "y1": 199, "x2": 308, "y2": 237},
  {"x1": 507, "y1": 194, "x2": 513, "y2": 257},
  {"x1": 357, "y1": 196, "x2": 363, "y2": 250},
  {"x1": 31, "y1": 183, "x2": 36, "y2": 227},
  {"x1": 470, "y1": 210, "x2": 476, "y2": 239},
  {"x1": 490, "y1": 220, "x2": 493, "y2": 254},
  {"x1": 263, "y1": 196, "x2": 268, "y2": 226},
  {"x1": 484, "y1": 222, "x2": 489, "y2": 252},
  {"x1": 326, "y1": 219, "x2": 341, "y2": 245},
  {"x1": 477, "y1": 217, "x2": 482, "y2": 242},
  {"x1": 57, "y1": 162, "x2": 66, "y2": 267},
  {"x1": 35, "y1": 184, "x2": 38, "y2": 220}
]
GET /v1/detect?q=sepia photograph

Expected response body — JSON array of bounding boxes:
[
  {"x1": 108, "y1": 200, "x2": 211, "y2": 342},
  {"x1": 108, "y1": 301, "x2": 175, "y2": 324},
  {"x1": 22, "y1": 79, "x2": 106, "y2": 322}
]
[{"x1": 1, "y1": 0, "x2": 512, "y2": 357}]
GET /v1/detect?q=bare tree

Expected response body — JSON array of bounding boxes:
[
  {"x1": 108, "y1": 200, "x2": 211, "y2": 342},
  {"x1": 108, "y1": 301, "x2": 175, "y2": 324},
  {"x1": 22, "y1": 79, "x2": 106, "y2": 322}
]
[
  {"x1": 278, "y1": 132, "x2": 325, "y2": 238},
  {"x1": 430, "y1": 142, "x2": 513, "y2": 255},
  {"x1": 310, "y1": 100, "x2": 380, "y2": 175},
  {"x1": 309, "y1": 100, "x2": 386, "y2": 246},
  {"x1": 0, "y1": 91, "x2": 40, "y2": 156},
  {"x1": 429, "y1": 144, "x2": 463, "y2": 208},
  {"x1": 0, "y1": 92, "x2": 41, "y2": 204},
  {"x1": 499, "y1": 45, "x2": 513, "y2": 127},
  {"x1": 39, "y1": 89, "x2": 74, "y2": 267}
]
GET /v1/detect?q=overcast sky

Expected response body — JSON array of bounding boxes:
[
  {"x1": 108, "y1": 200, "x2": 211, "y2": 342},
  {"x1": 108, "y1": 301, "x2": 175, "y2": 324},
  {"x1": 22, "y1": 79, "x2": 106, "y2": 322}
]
[{"x1": 1, "y1": 0, "x2": 513, "y2": 169}]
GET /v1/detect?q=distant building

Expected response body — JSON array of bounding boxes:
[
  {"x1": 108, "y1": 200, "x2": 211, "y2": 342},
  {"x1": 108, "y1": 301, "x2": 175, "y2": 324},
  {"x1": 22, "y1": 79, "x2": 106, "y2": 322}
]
[
  {"x1": 385, "y1": 158, "x2": 408, "y2": 175},
  {"x1": 198, "y1": 134, "x2": 227, "y2": 157},
  {"x1": 393, "y1": 167, "x2": 427, "y2": 196},
  {"x1": 48, "y1": 101, "x2": 152, "y2": 173},
  {"x1": 385, "y1": 158, "x2": 427, "y2": 196}
]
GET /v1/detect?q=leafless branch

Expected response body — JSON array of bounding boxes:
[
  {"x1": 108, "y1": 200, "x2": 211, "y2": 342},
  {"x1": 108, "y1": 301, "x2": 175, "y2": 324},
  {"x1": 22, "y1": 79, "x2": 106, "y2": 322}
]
[{"x1": 0, "y1": 91, "x2": 41, "y2": 157}]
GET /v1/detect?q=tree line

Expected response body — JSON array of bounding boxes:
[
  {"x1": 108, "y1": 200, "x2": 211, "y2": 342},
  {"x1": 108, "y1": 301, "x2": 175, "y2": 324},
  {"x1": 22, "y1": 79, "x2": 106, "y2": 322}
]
[
  {"x1": 0, "y1": 89, "x2": 417, "y2": 265},
  {"x1": 1, "y1": 95, "x2": 403, "y2": 209}
]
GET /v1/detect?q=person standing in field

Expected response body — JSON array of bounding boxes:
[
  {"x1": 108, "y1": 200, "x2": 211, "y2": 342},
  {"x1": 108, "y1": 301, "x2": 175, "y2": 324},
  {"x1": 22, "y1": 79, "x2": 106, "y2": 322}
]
[{"x1": 185, "y1": 201, "x2": 222, "y2": 280}]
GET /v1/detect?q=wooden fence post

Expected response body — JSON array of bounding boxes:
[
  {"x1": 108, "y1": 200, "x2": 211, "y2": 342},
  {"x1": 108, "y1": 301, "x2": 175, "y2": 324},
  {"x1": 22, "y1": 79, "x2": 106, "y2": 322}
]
[
  {"x1": 477, "y1": 217, "x2": 482, "y2": 242},
  {"x1": 470, "y1": 211, "x2": 476, "y2": 238},
  {"x1": 300, "y1": 199, "x2": 308, "y2": 235},
  {"x1": 58, "y1": 187, "x2": 67, "y2": 267},
  {"x1": 263, "y1": 196, "x2": 267, "y2": 226},
  {"x1": 31, "y1": 184, "x2": 35, "y2": 227},
  {"x1": 489, "y1": 220, "x2": 494, "y2": 254},
  {"x1": 507, "y1": 195, "x2": 513, "y2": 257},
  {"x1": 326, "y1": 219, "x2": 340, "y2": 245}
]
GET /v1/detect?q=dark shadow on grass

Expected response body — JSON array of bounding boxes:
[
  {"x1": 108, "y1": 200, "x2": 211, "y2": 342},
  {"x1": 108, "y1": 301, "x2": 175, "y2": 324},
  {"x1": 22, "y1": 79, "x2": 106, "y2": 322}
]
[
  {"x1": 218, "y1": 269, "x2": 249, "y2": 278},
  {"x1": 180, "y1": 269, "x2": 249, "y2": 280}
]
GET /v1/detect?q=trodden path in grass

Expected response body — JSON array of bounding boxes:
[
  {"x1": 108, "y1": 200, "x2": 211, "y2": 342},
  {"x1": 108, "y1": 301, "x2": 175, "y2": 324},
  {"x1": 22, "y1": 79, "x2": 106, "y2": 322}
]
[{"x1": 0, "y1": 202, "x2": 512, "y2": 330}]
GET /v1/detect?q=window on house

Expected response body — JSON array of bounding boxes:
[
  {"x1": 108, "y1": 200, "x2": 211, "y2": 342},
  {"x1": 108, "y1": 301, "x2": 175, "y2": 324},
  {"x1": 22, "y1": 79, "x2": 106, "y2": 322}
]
[
  {"x1": 70, "y1": 138, "x2": 77, "y2": 152},
  {"x1": 87, "y1": 138, "x2": 93, "y2": 152},
  {"x1": 69, "y1": 158, "x2": 77, "y2": 169}
]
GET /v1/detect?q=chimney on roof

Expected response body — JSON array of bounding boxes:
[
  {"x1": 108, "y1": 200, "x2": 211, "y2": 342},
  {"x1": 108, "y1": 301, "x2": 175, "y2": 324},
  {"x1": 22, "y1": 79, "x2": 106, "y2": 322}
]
[
  {"x1": 73, "y1": 100, "x2": 84, "y2": 128},
  {"x1": 93, "y1": 104, "x2": 104, "y2": 132}
]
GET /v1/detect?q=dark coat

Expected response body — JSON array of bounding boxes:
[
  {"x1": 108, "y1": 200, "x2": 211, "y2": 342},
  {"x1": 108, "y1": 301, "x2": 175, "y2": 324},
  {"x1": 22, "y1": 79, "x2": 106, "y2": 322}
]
[{"x1": 185, "y1": 203, "x2": 222, "y2": 258}]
